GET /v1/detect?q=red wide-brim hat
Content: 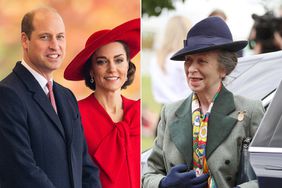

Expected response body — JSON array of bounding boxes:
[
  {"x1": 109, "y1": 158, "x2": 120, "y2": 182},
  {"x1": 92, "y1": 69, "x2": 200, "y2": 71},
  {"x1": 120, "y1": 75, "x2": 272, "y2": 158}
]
[{"x1": 64, "y1": 18, "x2": 140, "y2": 81}]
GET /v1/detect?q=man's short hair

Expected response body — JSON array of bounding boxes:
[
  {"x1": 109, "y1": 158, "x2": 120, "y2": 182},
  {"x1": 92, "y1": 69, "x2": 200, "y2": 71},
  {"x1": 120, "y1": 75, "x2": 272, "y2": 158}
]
[{"x1": 21, "y1": 7, "x2": 59, "y2": 39}]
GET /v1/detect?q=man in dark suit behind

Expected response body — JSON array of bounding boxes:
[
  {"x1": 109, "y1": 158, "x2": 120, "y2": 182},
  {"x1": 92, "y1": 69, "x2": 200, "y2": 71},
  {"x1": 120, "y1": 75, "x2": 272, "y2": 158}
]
[{"x1": 0, "y1": 7, "x2": 101, "y2": 188}]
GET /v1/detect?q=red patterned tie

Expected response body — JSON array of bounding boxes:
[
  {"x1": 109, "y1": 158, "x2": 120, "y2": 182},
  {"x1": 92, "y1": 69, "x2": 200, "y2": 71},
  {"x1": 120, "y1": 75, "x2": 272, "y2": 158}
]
[{"x1": 47, "y1": 81, "x2": 57, "y2": 113}]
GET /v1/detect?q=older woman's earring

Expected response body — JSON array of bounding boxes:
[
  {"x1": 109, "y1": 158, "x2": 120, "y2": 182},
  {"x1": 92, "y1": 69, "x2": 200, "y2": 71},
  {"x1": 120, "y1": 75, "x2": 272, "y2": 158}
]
[{"x1": 90, "y1": 77, "x2": 94, "y2": 83}]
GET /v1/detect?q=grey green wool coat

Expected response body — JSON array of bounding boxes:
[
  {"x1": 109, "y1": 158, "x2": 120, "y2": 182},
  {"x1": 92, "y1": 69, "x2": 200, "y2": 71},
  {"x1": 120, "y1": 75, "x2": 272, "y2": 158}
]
[{"x1": 142, "y1": 86, "x2": 264, "y2": 188}]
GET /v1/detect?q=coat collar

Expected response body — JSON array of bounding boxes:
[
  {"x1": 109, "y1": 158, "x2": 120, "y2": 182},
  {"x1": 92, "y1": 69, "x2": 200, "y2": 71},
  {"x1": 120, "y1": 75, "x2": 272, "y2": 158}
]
[
  {"x1": 169, "y1": 96, "x2": 193, "y2": 165},
  {"x1": 13, "y1": 62, "x2": 66, "y2": 140},
  {"x1": 169, "y1": 86, "x2": 237, "y2": 166},
  {"x1": 207, "y1": 85, "x2": 237, "y2": 157}
]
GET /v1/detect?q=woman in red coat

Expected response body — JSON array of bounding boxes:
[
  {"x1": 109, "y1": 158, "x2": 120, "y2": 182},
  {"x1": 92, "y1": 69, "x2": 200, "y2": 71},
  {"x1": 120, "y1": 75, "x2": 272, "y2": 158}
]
[{"x1": 64, "y1": 18, "x2": 140, "y2": 188}]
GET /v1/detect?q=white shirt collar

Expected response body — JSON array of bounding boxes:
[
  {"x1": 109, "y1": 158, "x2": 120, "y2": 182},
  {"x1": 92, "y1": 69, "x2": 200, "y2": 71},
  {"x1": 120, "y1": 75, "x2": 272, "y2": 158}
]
[{"x1": 21, "y1": 59, "x2": 53, "y2": 95}]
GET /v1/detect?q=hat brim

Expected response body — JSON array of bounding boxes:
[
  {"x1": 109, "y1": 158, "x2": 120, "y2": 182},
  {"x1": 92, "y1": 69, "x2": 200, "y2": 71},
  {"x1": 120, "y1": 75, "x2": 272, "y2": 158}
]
[
  {"x1": 170, "y1": 41, "x2": 248, "y2": 61},
  {"x1": 64, "y1": 18, "x2": 140, "y2": 81}
]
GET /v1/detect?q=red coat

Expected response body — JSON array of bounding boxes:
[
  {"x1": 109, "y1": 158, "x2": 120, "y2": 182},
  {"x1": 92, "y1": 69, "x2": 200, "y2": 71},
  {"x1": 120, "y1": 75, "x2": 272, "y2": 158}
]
[{"x1": 78, "y1": 94, "x2": 140, "y2": 188}]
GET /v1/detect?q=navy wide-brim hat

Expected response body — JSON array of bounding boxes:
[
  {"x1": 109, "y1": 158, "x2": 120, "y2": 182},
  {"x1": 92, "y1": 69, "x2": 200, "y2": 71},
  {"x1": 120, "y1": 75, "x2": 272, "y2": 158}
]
[{"x1": 171, "y1": 17, "x2": 248, "y2": 61}]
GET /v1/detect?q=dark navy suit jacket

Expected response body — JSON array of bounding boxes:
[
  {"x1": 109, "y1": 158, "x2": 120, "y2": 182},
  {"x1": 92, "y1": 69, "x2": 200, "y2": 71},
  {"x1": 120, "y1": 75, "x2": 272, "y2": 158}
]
[{"x1": 0, "y1": 62, "x2": 101, "y2": 188}]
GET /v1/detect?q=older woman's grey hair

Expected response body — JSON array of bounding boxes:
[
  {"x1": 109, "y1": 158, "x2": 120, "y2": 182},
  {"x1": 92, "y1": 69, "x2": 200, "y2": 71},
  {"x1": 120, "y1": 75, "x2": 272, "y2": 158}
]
[{"x1": 217, "y1": 50, "x2": 238, "y2": 79}]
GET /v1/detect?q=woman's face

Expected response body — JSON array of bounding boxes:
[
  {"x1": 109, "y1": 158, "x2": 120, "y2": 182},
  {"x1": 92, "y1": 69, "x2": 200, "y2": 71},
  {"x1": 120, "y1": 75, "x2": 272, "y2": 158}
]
[
  {"x1": 184, "y1": 51, "x2": 226, "y2": 94},
  {"x1": 90, "y1": 42, "x2": 129, "y2": 93}
]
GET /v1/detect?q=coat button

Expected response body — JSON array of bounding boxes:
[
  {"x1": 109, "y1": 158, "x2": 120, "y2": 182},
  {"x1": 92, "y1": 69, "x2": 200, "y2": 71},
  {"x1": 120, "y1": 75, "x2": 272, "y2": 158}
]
[
  {"x1": 225, "y1": 160, "x2": 230, "y2": 165},
  {"x1": 226, "y1": 176, "x2": 232, "y2": 181}
]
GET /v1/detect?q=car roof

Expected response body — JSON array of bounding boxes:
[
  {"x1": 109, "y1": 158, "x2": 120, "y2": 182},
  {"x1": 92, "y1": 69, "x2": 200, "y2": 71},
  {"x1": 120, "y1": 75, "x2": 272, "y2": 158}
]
[{"x1": 225, "y1": 50, "x2": 282, "y2": 101}]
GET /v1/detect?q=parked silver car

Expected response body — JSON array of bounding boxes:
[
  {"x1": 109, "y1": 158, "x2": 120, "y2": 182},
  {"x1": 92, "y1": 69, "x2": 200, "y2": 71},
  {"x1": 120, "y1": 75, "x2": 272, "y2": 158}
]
[{"x1": 226, "y1": 50, "x2": 282, "y2": 107}]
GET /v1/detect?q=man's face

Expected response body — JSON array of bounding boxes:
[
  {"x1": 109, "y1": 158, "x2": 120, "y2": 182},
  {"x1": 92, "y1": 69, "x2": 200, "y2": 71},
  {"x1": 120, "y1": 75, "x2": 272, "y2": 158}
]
[{"x1": 22, "y1": 10, "x2": 66, "y2": 79}]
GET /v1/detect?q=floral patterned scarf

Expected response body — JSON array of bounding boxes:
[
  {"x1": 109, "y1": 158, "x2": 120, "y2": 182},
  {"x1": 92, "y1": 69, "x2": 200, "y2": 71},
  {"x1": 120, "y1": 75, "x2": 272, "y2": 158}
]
[{"x1": 192, "y1": 83, "x2": 222, "y2": 188}]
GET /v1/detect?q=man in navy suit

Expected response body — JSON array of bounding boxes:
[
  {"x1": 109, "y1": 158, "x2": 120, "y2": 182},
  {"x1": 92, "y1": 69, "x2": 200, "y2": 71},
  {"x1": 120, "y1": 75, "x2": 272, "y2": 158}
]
[{"x1": 0, "y1": 7, "x2": 101, "y2": 188}]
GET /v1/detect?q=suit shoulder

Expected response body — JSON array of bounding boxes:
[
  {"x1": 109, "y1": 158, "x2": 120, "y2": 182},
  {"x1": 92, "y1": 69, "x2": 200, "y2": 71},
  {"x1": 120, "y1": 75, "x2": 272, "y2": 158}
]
[
  {"x1": 54, "y1": 82, "x2": 76, "y2": 98},
  {"x1": 163, "y1": 98, "x2": 187, "y2": 115},
  {"x1": 0, "y1": 73, "x2": 24, "y2": 100},
  {"x1": 54, "y1": 82, "x2": 70, "y2": 92},
  {"x1": 0, "y1": 84, "x2": 26, "y2": 114},
  {"x1": 0, "y1": 71, "x2": 22, "y2": 89},
  {"x1": 234, "y1": 95, "x2": 262, "y2": 107},
  {"x1": 0, "y1": 83, "x2": 21, "y2": 98},
  {"x1": 233, "y1": 95, "x2": 263, "y2": 113}
]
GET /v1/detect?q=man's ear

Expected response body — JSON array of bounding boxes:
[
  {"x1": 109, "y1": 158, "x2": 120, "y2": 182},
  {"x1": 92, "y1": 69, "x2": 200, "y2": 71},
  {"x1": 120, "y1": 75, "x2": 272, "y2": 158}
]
[{"x1": 21, "y1": 32, "x2": 29, "y2": 50}]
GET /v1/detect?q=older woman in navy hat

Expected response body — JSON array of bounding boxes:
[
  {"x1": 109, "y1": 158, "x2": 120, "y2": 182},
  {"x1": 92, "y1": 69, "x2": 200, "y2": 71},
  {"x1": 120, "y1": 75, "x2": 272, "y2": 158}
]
[
  {"x1": 142, "y1": 17, "x2": 264, "y2": 188},
  {"x1": 64, "y1": 18, "x2": 140, "y2": 188}
]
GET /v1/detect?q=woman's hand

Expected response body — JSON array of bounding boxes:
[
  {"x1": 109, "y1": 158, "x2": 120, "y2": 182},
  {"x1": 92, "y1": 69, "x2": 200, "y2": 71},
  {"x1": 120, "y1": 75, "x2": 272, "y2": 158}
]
[{"x1": 159, "y1": 164, "x2": 209, "y2": 188}]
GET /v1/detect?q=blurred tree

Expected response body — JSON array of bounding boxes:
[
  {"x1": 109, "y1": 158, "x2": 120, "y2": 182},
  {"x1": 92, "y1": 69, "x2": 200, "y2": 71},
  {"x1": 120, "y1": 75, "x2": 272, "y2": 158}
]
[{"x1": 142, "y1": 0, "x2": 186, "y2": 17}]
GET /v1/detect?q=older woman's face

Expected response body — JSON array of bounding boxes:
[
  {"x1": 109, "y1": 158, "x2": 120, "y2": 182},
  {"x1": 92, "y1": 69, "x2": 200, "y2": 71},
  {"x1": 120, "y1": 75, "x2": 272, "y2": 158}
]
[
  {"x1": 90, "y1": 42, "x2": 129, "y2": 93},
  {"x1": 184, "y1": 51, "x2": 226, "y2": 94}
]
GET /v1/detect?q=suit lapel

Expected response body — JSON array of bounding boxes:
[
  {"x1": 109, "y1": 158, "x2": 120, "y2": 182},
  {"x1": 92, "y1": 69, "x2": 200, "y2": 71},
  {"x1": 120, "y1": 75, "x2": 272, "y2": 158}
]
[
  {"x1": 169, "y1": 96, "x2": 193, "y2": 166},
  {"x1": 13, "y1": 62, "x2": 66, "y2": 140},
  {"x1": 206, "y1": 86, "x2": 237, "y2": 158},
  {"x1": 53, "y1": 83, "x2": 73, "y2": 145},
  {"x1": 169, "y1": 87, "x2": 238, "y2": 164}
]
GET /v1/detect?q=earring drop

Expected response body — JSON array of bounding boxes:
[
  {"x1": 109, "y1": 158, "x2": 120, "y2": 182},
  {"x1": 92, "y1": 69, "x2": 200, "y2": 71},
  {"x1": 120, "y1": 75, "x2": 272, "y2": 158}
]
[{"x1": 90, "y1": 77, "x2": 94, "y2": 83}]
